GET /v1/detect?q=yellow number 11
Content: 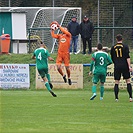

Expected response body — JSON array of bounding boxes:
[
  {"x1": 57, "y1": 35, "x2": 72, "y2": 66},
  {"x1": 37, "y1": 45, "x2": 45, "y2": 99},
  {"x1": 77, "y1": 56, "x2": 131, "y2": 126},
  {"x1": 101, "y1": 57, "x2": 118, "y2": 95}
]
[{"x1": 115, "y1": 48, "x2": 122, "y2": 57}]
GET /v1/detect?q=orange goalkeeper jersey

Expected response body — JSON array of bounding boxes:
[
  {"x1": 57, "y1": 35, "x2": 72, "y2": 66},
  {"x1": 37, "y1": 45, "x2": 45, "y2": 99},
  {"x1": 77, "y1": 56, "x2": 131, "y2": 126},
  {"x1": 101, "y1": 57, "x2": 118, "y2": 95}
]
[{"x1": 51, "y1": 27, "x2": 71, "y2": 54}]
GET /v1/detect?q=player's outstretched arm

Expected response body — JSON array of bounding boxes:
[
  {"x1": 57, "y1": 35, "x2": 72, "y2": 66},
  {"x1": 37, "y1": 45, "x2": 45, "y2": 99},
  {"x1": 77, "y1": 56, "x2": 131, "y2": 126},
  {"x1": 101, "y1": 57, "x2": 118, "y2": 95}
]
[
  {"x1": 31, "y1": 55, "x2": 36, "y2": 59},
  {"x1": 48, "y1": 56, "x2": 54, "y2": 61},
  {"x1": 60, "y1": 26, "x2": 71, "y2": 37}
]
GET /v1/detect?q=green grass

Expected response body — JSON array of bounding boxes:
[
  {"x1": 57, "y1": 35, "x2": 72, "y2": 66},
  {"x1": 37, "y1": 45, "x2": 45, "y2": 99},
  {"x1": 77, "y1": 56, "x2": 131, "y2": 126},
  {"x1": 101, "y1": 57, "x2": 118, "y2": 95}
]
[
  {"x1": 0, "y1": 89, "x2": 133, "y2": 133},
  {"x1": 0, "y1": 53, "x2": 133, "y2": 132}
]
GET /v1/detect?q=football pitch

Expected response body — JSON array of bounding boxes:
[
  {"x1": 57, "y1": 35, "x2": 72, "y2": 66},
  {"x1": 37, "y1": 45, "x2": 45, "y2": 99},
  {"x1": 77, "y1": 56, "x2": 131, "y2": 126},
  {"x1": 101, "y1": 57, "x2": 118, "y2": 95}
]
[{"x1": 0, "y1": 89, "x2": 132, "y2": 133}]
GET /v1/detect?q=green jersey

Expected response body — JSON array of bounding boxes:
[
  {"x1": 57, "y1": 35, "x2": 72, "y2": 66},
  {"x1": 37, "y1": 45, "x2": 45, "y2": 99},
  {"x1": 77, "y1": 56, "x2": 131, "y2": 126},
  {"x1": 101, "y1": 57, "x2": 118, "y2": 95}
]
[
  {"x1": 90, "y1": 51, "x2": 112, "y2": 75},
  {"x1": 33, "y1": 47, "x2": 50, "y2": 70}
]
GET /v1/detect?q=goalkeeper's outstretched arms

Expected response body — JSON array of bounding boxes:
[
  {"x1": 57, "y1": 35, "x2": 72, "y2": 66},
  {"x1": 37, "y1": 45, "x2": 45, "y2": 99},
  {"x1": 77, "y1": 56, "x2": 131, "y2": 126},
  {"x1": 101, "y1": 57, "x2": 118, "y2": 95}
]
[
  {"x1": 51, "y1": 21, "x2": 71, "y2": 37},
  {"x1": 51, "y1": 29, "x2": 59, "y2": 39},
  {"x1": 59, "y1": 26, "x2": 71, "y2": 37}
]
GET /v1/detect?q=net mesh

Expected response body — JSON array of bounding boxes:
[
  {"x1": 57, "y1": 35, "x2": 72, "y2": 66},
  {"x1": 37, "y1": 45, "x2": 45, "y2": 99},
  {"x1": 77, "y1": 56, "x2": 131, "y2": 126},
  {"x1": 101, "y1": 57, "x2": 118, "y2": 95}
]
[
  {"x1": 27, "y1": 7, "x2": 81, "y2": 53},
  {"x1": 91, "y1": 0, "x2": 132, "y2": 48}
]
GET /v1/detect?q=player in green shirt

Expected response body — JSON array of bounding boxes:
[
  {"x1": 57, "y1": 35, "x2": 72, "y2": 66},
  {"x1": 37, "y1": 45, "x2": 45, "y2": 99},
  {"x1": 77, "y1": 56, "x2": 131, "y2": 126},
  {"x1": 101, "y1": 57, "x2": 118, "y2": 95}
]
[
  {"x1": 32, "y1": 41, "x2": 57, "y2": 97},
  {"x1": 89, "y1": 43, "x2": 112, "y2": 100}
]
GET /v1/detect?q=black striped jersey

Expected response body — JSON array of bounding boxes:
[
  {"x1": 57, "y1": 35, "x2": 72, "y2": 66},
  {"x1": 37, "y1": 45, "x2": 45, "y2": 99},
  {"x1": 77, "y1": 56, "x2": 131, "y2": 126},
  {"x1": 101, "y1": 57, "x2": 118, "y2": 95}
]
[{"x1": 110, "y1": 43, "x2": 130, "y2": 69}]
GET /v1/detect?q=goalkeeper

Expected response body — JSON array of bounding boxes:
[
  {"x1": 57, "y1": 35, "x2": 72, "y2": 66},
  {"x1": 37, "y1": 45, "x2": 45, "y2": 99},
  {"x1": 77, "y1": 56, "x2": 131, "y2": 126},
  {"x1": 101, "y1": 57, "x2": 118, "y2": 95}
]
[
  {"x1": 89, "y1": 43, "x2": 112, "y2": 100},
  {"x1": 51, "y1": 21, "x2": 72, "y2": 85}
]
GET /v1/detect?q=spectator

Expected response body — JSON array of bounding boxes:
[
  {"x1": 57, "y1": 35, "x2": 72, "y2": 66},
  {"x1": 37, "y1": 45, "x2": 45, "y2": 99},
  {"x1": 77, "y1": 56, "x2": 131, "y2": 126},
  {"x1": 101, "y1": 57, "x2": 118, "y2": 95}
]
[
  {"x1": 67, "y1": 15, "x2": 80, "y2": 54},
  {"x1": 79, "y1": 15, "x2": 94, "y2": 55}
]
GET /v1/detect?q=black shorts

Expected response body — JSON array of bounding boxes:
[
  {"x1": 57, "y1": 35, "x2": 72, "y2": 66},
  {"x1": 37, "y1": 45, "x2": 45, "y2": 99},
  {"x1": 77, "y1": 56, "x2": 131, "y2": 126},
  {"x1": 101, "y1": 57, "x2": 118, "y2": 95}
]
[{"x1": 114, "y1": 68, "x2": 130, "y2": 80}]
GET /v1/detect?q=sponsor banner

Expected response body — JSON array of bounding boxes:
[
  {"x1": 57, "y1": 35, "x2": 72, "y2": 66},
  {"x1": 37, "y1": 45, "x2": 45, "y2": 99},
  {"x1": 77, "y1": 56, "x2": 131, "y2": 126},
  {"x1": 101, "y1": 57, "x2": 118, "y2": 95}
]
[
  {"x1": 105, "y1": 64, "x2": 133, "y2": 89},
  {"x1": 0, "y1": 64, "x2": 30, "y2": 89},
  {"x1": 36, "y1": 64, "x2": 83, "y2": 89}
]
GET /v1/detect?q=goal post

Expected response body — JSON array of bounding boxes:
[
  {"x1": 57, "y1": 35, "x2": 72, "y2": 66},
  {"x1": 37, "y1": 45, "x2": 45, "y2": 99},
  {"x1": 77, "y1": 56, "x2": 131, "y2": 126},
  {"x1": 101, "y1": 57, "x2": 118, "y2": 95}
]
[{"x1": 2, "y1": 7, "x2": 82, "y2": 53}]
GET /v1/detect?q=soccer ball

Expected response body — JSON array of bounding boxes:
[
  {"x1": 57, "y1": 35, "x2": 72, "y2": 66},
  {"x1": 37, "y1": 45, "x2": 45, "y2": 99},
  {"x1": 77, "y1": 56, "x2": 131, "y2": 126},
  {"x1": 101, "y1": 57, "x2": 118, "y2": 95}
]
[{"x1": 50, "y1": 23, "x2": 58, "y2": 30}]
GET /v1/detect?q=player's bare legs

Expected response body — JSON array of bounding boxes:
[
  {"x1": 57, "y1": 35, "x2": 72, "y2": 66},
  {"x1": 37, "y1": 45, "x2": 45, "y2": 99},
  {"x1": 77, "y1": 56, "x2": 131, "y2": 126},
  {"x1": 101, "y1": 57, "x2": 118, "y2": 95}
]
[
  {"x1": 57, "y1": 65, "x2": 64, "y2": 76},
  {"x1": 65, "y1": 66, "x2": 72, "y2": 85},
  {"x1": 65, "y1": 66, "x2": 70, "y2": 78},
  {"x1": 57, "y1": 65, "x2": 72, "y2": 85},
  {"x1": 57, "y1": 65, "x2": 67, "y2": 83}
]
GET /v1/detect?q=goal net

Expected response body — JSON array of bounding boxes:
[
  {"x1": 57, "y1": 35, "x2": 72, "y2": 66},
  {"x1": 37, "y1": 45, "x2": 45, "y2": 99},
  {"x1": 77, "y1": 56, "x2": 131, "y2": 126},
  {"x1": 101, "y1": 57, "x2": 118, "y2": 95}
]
[{"x1": 3, "y1": 7, "x2": 82, "y2": 53}]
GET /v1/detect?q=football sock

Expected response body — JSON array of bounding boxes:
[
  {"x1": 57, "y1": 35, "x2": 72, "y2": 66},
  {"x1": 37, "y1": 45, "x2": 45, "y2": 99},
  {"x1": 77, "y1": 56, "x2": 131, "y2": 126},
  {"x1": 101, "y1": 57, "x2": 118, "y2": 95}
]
[
  {"x1": 114, "y1": 84, "x2": 119, "y2": 99},
  {"x1": 46, "y1": 73, "x2": 50, "y2": 82},
  {"x1": 68, "y1": 78, "x2": 72, "y2": 85},
  {"x1": 63, "y1": 75, "x2": 67, "y2": 83},
  {"x1": 100, "y1": 85, "x2": 104, "y2": 97},
  {"x1": 127, "y1": 83, "x2": 132, "y2": 98},
  {"x1": 49, "y1": 82, "x2": 53, "y2": 89},
  {"x1": 50, "y1": 91, "x2": 57, "y2": 97},
  {"x1": 92, "y1": 84, "x2": 96, "y2": 93},
  {"x1": 45, "y1": 82, "x2": 51, "y2": 91}
]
